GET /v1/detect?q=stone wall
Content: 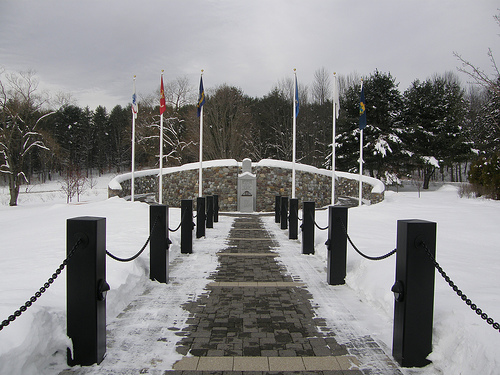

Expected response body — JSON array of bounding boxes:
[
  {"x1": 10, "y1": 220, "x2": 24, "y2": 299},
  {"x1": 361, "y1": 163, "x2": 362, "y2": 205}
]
[{"x1": 109, "y1": 160, "x2": 384, "y2": 211}]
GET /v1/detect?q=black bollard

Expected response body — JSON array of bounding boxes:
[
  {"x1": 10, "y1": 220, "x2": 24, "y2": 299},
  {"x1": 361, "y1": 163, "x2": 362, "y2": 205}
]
[
  {"x1": 325, "y1": 206, "x2": 348, "y2": 285},
  {"x1": 213, "y1": 194, "x2": 219, "y2": 223},
  {"x1": 196, "y1": 197, "x2": 206, "y2": 238},
  {"x1": 280, "y1": 196, "x2": 288, "y2": 230},
  {"x1": 181, "y1": 199, "x2": 193, "y2": 254},
  {"x1": 66, "y1": 216, "x2": 108, "y2": 366},
  {"x1": 150, "y1": 204, "x2": 170, "y2": 283},
  {"x1": 275, "y1": 195, "x2": 281, "y2": 223},
  {"x1": 302, "y1": 201, "x2": 315, "y2": 254},
  {"x1": 392, "y1": 219, "x2": 436, "y2": 368},
  {"x1": 289, "y1": 198, "x2": 299, "y2": 240},
  {"x1": 206, "y1": 195, "x2": 214, "y2": 229}
]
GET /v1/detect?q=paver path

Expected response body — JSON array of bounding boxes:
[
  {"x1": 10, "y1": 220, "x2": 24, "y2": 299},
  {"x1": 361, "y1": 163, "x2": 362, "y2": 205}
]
[
  {"x1": 57, "y1": 214, "x2": 404, "y2": 375},
  {"x1": 171, "y1": 215, "x2": 399, "y2": 374}
]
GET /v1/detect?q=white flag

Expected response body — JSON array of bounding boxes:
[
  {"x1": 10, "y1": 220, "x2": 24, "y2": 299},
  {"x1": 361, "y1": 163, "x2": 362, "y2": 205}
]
[{"x1": 333, "y1": 74, "x2": 340, "y2": 119}]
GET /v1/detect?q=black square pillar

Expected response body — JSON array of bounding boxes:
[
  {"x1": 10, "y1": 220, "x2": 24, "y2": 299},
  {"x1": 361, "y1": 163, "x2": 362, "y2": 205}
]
[
  {"x1": 66, "y1": 216, "x2": 107, "y2": 366},
  {"x1": 150, "y1": 204, "x2": 169, "y2": 283},
  {"x1": 392, "y1": 219, "x2": 436, "y2": 368}
]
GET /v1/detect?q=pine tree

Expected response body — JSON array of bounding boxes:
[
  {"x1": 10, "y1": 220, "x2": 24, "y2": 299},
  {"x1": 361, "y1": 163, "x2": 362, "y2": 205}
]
[
  {"x1": 361, "y1": 70, "x2": 404, "y2": 180},
  {"x1": 401, "y1": 74, "x2": 469, "y2": 188}
]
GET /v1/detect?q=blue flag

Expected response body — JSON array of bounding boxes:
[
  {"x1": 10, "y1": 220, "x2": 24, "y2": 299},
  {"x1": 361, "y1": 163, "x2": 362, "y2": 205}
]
[
  {"x1": 294, "y1": 76, "x2": 300, "y2": 118},
  {"x1": 197, "y1": 76, "x2": 205, "y2": 117},
  {"x1": 359, "y1": 85, "x2": 366, "y2": 130}
]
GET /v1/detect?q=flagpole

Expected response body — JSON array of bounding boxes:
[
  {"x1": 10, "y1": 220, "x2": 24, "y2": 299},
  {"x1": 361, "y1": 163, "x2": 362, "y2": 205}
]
[
  {"x1": 131, "y1": 75, "x2": 136, "y2": 202},
  {"x1": 198, "y1": 70, "x2": 204, "y2": 197},
  {"x1": 159, "y1": 70, "x2": 164, "y2": 204},
  {"x1": 331, "y1": 72, "x2": 337, "y2": 206},
  {"x1": 358, "y1": 79, "x2": 364, "y2": 207},
  {"x1": 359, "y1": 129, "x2": 364, "y2": 206},
  {"x1": 292, "y1": 69, "x2": 297, "y2": 199}
]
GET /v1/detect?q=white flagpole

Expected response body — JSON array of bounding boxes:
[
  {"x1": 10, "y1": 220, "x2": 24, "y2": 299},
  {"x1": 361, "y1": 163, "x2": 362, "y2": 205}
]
[
  {"x1": 358, "y1": 79, "x2": 364, "y2": 207},
  {"x1": 198, "y1": 70, "x2": 204, "y2": 197},
  {"x1": 199, "y1": 107, "x2": 203, "y2": 197},
  {"x1": 159, "y1": 71, "x2": 164, "y2": 204},
  {"x1": 359, "y1": 129, "x2": 364, "y2": 206},
  {"x1": 131, "y1": 75, "x2": 136, "y2": 202},
  {"x1": 331, "y1": 72, "x2": 337, "y2": 206},
  {"x1": 292, "y1": 69, "x2": 297, "y2": 199}
]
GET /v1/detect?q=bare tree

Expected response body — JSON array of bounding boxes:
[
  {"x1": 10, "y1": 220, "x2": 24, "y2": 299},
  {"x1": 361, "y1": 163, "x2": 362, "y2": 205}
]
[
  {"x1": 337, "y1": 72, "x2": 361, "y2": 98},
  {"x1": 274, "y1": 76, "x2": 309, "y2": 106},
  {"x1": 312, "y1": 67, "x2": 332, "y2": 104},
  {"x1": 203, "y1": 84, "x2": 253, "y2": 160},
  {"x1": 0, "y1": 70, "x2": 54, "y2": 205},
  {"x1": 454, "y1": 10, "x2": 500, "y2": 152},
  {"x1": 165, "y1": 75, "x2": 194, "y2": 111},
  {"x1": 454, "y1": 11, "x2": 500, "y2": 96}
]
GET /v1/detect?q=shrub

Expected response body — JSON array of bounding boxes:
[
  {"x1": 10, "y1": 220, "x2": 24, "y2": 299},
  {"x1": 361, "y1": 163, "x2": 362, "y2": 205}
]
[{"x1": 468, "y1": 153, "x2": 500, "y2": 199}]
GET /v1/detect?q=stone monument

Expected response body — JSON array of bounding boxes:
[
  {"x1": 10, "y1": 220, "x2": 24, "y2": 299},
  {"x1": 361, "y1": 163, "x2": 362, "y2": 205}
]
[{"x1": 237, "y1": 158, "x2": 256, "y2": 212}]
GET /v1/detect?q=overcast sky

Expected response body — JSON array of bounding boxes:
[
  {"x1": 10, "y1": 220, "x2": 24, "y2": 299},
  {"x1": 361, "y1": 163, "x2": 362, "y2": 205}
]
[{"x1": 1, "y1": 0, "x2": 499, "y2": 110}]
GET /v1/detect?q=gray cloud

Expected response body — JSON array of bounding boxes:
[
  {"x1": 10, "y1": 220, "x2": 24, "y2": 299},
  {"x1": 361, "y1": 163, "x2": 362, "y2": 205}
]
[{"x1": 1, "y1": 0, "x2": 498, "y2": 109}]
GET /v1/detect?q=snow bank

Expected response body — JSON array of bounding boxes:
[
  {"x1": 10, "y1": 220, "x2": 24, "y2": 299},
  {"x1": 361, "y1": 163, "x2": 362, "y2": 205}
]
[{"x1": 2, "y1": 178, "x2": 498, "y2": 374}]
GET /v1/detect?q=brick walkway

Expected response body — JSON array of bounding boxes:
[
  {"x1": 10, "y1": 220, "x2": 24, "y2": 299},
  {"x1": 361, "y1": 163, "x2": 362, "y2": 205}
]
[
  {"x1": 169, "y1": 215, "x2": 402, "y2": 375},
  {"x1": 57, "y1": 214, "x2": 404, "y2": 375}
]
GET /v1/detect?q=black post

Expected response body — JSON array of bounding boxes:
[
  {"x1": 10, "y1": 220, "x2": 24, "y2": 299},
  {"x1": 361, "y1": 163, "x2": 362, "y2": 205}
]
[
  {"x1": 196, "y1": 197, "x2": 206, "y2": 238},
  {"x1": 326, "y1": 206, "x2": 348, "y2": 285},
  {"x1": 66, "y1": 216, "x2": 107, "y2": 366},
  {"x1": 275, "y1": 195, "x2": 281, "y2": 223},
  {"x1": 280, "y1": 196, "x2": 288, "y2": 230},
  {"x1": 302, "y1": 201, "x2": 315, "y2": 254},
  {"x1": 206, "y1": 195, "x2": 214, "y2": 229},
  {"x1": 181, "y1": 199, "x2": 193, "y2": 254},
  {"x1": 150, "y1": 204, "x2": 170, "y2": 283},
  {"x1": 392, "y1": 219, "x2": 436, "y2": 368},
  {"x1": 213, "y1": 194, "x2": 219, "y2": 223},
  {"x1": 289, "y1": 198, "x2": 299, "y2": 240}
]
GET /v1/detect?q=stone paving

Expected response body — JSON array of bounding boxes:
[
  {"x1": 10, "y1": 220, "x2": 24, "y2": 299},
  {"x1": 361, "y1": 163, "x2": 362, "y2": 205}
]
[
  {"x1": 57, "y1": 213, "x2": 404, "y2": 375},
  {"x1": 168, "y1": 215, "x2": 402, "y2": 374}
]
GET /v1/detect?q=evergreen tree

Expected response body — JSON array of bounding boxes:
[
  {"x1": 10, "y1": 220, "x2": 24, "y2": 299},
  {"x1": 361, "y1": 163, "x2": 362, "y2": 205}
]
[
  {"x1": 401, "y1": 74, "x2": 469, "y2": 189},
  {"x1": 108, "y1": 105, "x2": 131, "y2": 172},
  {"x1": 92, "y1": 106, "x2": 110, "y2": 174},
  {"x1": 361, "y1": 70, "x2": 404, "y2": 179},
  {"x1": 250, "y1": 88, "x2": 292, "y2": 161},
  {"x1": 334, "y1": 81, "x2": 362, "y2": 173}
]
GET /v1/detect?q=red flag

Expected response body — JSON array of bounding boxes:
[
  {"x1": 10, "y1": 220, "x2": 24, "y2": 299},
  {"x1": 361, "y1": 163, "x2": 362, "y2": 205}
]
[{"x1": 160, "y1": 75, "x2": 166, "y2": 114}]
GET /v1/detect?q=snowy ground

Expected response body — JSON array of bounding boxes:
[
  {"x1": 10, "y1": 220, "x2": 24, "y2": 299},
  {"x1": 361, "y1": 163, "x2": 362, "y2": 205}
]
[{"x1": 0, "y1": 176, "x2": 499, "y2": 374}]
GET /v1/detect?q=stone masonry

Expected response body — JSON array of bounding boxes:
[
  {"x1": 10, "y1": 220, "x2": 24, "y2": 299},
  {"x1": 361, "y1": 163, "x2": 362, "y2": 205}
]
[{"x1": 109, "y1": 160, "x2": 384, "y2": 211}]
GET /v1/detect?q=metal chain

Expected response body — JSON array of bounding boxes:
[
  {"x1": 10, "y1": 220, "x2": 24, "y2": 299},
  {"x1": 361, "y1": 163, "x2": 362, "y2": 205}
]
[
  {"x1": 339, "y1": 218, "x2": 396, "y2": 260},
  {"x1": 0, "y1": 238, "x2": 84, "y2": 332},
  {"x1": 419, "y1": 241, "x2": 500, "y2": 334},
  {"x1": 168, "y1": 209, "x2": 187, "y2": 232},
  {"x1": 106, "y1": 215, "x2": 160, "y2": 262},
  {"x1": 314, "y1": 222, "x2": 328, "y2": 231},
  {"x1": 168, "y1": 221, "x2": 182, "y2": 232}
]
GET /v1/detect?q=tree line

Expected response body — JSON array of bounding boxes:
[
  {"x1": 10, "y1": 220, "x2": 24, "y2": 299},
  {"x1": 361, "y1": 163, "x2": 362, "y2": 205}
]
[{"x1": 2, "y1": 55, "x2": 500, "y2": 205}]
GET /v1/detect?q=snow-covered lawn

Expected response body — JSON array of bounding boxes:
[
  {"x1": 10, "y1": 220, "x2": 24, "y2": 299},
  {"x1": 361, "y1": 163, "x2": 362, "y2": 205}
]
[{"x1": 0, "y1": 176, "x2": 499, "y2": 374}]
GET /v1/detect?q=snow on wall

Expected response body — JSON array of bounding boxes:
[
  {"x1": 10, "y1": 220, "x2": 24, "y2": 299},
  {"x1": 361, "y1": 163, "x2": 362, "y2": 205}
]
[{"x1": 108, "y1": 159, "x2": 385, "y2": 210}]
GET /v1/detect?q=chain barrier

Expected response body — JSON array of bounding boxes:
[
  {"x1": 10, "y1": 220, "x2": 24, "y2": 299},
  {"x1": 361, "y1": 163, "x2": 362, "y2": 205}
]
[
  {"x1": 338, "y1": 218, "x2": 396, "y2": 260},
  {"x1": 168, "y1": 209, "x2": 187, "y2": 232},
  {"x1": 0, "y1": 238, "x2": 84, "y2": 332},
  {"x1": 313, "y1": 211, "x2": 328, "y2": 231},
  {"x1": 419, "y1": 240, "x2": 500, "y2": 334},
  {"x1": 106, "y1": 215, "x2": 160, "y2": 263}
]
